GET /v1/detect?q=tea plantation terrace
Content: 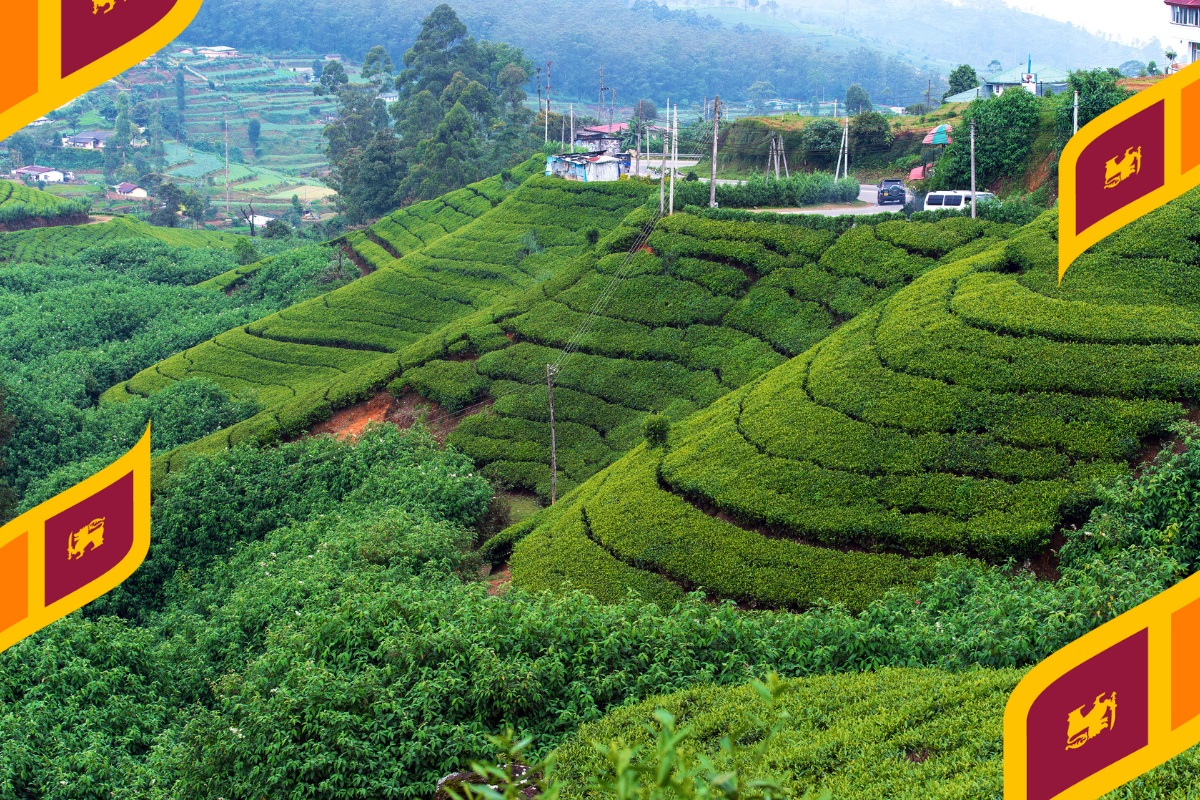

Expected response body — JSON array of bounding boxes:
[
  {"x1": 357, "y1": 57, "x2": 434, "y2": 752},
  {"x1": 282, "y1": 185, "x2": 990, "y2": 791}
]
[{"x1": 507, "y1": 193, "x2": 1200, "y2": 611}]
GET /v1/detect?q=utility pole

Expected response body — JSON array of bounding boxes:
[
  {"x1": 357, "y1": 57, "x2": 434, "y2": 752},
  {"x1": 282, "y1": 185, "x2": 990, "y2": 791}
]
[
  {"x1": 843, "y1": 117, "x2": 850, "y2": 179},
  {"x1": 926, "y1": 79, "x2": 932, "y2": 114},
  {"x1": 668, "y1": 104, "x2": 677, "y2": 215},
  {"x1": 570, "y1": 104, "x2": 575, "y2": 151},
  {"x1": 636, "y1": 105, "x2": 642, "y2": 177},
  {"x1": 970, "y1": 120, "x2": 978, "y2": 219},
  {"x1": 1073, "y1": 90, "x2": 1079, "y2": 136},
  {"x1": 598, "y1": 64, "x2": 607, "y2": 124},
  {"x1": 546, "y1": 364, "x2": 559, "y2": 505},
  {"x1": 536, "y1": 66, "x2": 544, "y2": 144},
  {"x1": 223, "y1": 113, "x2": 230, "y2": 216},
  {"x1": 610, "y1": 88, "x2": 616, "y2": 130},
  {"x1": 710, "y1": 96, "x2": 720, "y2": 208},
  {"x1": 660, "y1": 98, "x2": 668, "y2": 214},
  {"x1": 545, "y1": 61, "x2": 552, "y2": 146},
  {"x1": 781, "y1": 139, "x2": 789, "y2": 178}
]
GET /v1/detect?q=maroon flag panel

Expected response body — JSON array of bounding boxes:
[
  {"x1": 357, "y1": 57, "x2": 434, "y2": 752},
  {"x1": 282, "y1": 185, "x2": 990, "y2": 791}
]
[
  {"x1": 1074, "y1": 102, "x2": 1165, "y2": 235},
  {"x1": 61, "y1": 0, "x2": 181, "y2": 77},
  {"x1": 43, "y1": 472, "x2": 135, "y2": 605},
  {"x1": 1026, "y1": 630, "x2": 1149, "y2": 800}
]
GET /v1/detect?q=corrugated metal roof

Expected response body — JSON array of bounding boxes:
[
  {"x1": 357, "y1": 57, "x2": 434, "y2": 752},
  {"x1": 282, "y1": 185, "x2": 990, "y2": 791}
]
[
  {"x1": 944, "y1": 87, "x2": 985, "y2": 103},
  {"x1": 1166, "y1": 0, "x2": 1200, "y2": 7},
  {"x1": 988, "y1": 64, "x2": 1070, "y2": 85}
]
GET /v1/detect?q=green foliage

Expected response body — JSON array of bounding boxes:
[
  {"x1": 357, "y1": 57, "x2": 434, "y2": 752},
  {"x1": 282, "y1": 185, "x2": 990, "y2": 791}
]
[
  {"x1": 673, "y1": 173, "x2": 859, "y2": 210},
  {"x1": 0, "y1": 180, "x2": 89, "y2": 227},
  {"x1": 944, "y1": 64, "x2": 980, "y2": 99},
  {"x1": 642, "y1": 414, "x2": 670, "y2": 447},
  {"x1": 397, "y1": 358, "x2": 490, "y2": 411},
  {"x1": 845, "y1": 84, "x2": 871, "y2": 114},
  {"x1": 1056, "y1": 68, "x2": 1133, "y2": 146},
  {"x1": 511, "y1": 195, "x2": 1200, "y2": 606},
  {"x1": 554, "y1": 669, "x2": 1017, "y2": 800},
  {"x1": 933, "y1": 89, "x2": 1043, "y2": 189}
]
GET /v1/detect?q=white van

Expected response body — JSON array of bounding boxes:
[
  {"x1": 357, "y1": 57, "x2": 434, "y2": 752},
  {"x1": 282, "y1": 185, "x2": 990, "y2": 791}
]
[{"x1": 923, "y1": 190, "x2": 996, "y2": 212}]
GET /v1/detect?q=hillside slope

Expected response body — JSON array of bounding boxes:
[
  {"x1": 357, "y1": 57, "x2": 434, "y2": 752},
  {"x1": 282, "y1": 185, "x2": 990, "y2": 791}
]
[
  {"x1": 0, "y1": 215, "x2": 243, "y2": 263},
  {"x1": 509, "y1": 192, "x2": 1200, "y2": 611},
  {"x1": 106, "y1": 168, "x2": 651, "y2": 479},
  {"x1": 420, "y1": 210, "x2": 1014, "y2": 502},
  {"x1": 0, "y1": 180, "x2": 90, "y2": 232}
]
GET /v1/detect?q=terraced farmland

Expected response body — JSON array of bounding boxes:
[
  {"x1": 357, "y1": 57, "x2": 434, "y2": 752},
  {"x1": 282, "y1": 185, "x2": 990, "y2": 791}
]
[
  {"x1": 508, "y1": 193, "x2": 1200, "y2": 611},
  {"x1": 0, "y1": 216, "x2": 242, "y2": 262},
  {"x1": 427, "y1": 210, "x2": 1013, "y2": 501},
  {"x1": 0, "y1": 180, "x2": 89, "y2": 229},
  {"x1": 106, "y1": 167, "x2": 652, "y2": 478}
]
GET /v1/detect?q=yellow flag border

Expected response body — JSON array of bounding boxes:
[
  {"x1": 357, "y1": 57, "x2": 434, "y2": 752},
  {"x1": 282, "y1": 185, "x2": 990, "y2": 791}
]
[
  {"x1": 0, "y1": 0, "x2": 203, "y2": 144},
  {"x1": 0, "y1": 425, "x2": 151, "y2": 653},
  {"x1": 1004, "y1": 569, "x2": 1200, "y2": 800},
  {"x1": 1059, "y1": 63, "x2": 1200, "y2": 282}
]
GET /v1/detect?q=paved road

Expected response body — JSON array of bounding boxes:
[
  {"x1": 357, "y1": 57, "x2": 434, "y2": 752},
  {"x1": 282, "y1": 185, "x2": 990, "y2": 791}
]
[{"x1": 752, "y1": 184, "x2": 908, "y2": 217}]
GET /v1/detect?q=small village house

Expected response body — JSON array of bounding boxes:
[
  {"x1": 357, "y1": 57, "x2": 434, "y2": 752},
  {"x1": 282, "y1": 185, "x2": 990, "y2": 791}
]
[
  {"x1": 112, "y1": 182, "x2": 149, "y2": 199},
  {"x1": 62, "y1": 131, "x2": 111, "y2": 150},
  {"x1": 12, "y1": 166, "x2": 66, "y2": 183},
  {"x1": 545, "y1": 152, "x2": 627, "y2": 182},
  {"x1": 573, "y1": 123, "x2": 628, "y2": 156},
  {"x1": 197, "y1": 45, "x2": 238, "y2": 59},
  {"x1": 943, "y1": 57, "x2": 1069, "y2": 103},
  {"x1": 1167, "y1": 0, "x2": 1200, "y2": 69}
]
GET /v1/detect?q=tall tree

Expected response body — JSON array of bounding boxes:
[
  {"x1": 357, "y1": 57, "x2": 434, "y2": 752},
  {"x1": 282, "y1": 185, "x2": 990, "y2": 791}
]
[
  {"x1": 944, "y1": 64, "x2": 979, "y2": 99},
  {"x1": 361, "y1": 45, "x2": 395, "y2": 88},
  {"x1": 247, "y1": 118, "x2": 262, "y2": 152},
  {"x1": 845, "y1": 83, "x2": 872, "y2": 114},
  {"x1": 314, "y1": 60, "x2": 349, "y2": 96},
  {"x1": 498, "y1": 63, "x2": 528, "y2": 114},
  {"x1": 174, "y1": 69, "x2": 187, "y2": 112},
  {"x1": 396, "y1": 4, "x2": 470, "y2": 100}
]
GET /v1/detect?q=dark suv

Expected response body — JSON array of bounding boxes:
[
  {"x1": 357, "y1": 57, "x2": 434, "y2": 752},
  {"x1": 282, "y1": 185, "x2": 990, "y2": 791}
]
[{"x1": 876, "y1": 179, "x2": 906, "y2": 205}]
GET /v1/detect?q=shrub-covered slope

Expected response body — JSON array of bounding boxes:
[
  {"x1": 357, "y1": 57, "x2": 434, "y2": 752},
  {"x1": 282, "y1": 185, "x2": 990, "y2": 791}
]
[
  {"x1": 199, "y1": 176, "x2": 510, "y2": 294},
  {"x1": 0, "y1": 215, "x2": 242, "y2": 262},
  {"x1": 107, "y1": 171, "x2": 651, "y2": 478},
  {"x1": 415, "y1": 210, "x2": 1009, "y2": 501},
  {"x1": 0, "y1": 180, "x2": 90, "y2": 230},
  {"x1": 510, "y1": 193, "x2": 1200, "y2": 610}
]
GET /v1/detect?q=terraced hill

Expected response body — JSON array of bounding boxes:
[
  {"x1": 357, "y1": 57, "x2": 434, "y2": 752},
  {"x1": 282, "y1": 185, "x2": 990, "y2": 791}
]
[
  {"x1": 420, "y1": 210, "x2": 1014, "y2": 502},
  {"x1": 508, "y1": 193, "x2": 1200, "y2": 611},
  {"x1": 0, "y1": 216, "x2": 243, "y2": 262},
  {"x1": 105, "y1": 167, "x2": 653, "y2": 478},
  {"x1": 0, "y1": 180, "x2": 90, "y2": 231}
]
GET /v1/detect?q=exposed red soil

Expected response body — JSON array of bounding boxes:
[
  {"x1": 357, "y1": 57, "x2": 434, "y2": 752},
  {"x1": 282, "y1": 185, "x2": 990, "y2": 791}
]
[
  {"x1": 1136, "y1": 405, "x2": 1200, "y2": 476},
  {"x1": 309, "y1": 390, "x2": 492, "y2": 444},
  {"x1": 311, "y1": 391, "x2": 401, "y2": 441},
  {"x1": 340, "y1": 242, "x2": 374, "y2": 276},
  {"x1": 485, "y1": 563, "x2": 512, "y2": 596},
  {"x1": 638, "y1": 244, "x2": 655, "y2": 254}
]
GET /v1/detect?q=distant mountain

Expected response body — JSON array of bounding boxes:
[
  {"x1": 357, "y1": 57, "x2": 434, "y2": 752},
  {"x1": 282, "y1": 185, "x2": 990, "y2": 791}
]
[
  {"x1": 667, "y1": 0, "x2": 1162, "y2": 72},
  {"x1": 183, "y1": 0, "x2": 948, "y2": 108}
]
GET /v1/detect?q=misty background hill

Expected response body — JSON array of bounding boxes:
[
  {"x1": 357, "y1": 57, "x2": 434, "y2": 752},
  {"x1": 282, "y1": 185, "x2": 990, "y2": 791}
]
[{"x1": 185, "y1": 0, "x2": 1161, "y2": 110}]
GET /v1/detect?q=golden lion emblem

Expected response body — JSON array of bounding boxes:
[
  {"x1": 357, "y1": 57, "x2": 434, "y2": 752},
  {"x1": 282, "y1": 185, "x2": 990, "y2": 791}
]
[
  {"x1": 1066, "y1": 691, "x2": 1117, "y2": 750},
  {"x1": 1104, "y1": 147, "x2": 1142, "y2": 189},
  {"x1": 92, "y1": 0, "x2": 124, "y2": 14},
  {"x1": 67, "y1": 518, "x2": 105, "y2": 561}
]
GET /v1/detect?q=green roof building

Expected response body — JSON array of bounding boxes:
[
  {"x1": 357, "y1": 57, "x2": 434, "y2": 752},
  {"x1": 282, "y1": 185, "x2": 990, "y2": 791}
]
[{"x1": 944, "y1": 57, "x2": 1070, "y2": 104}]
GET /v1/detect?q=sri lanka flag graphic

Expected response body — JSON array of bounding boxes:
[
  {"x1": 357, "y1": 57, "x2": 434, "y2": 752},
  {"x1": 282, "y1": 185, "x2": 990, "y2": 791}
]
[
  {"x1": 0, "y1": 427, "x2": 150, "y2": 654},
  {"x1": 0, "y1": 0, "x2": 202, "y2": 142},
  {"x1": 1060, "y1": 64, "x2": 1200, "y2": 281},
  {"x1": 1006, "y1": 571, "x2": 1200, "y2": 799}
]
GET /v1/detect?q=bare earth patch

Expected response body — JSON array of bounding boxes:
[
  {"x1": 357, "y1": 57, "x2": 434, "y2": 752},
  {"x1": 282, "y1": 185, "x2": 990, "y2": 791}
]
[{"x1": 309, "y1": 390, "x2": 493, "y2": 443}]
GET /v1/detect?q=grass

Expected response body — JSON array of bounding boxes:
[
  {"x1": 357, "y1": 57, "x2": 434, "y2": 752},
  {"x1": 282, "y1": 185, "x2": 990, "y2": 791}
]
[{"x1": 0, "y1": 216, "x2": 241, "y2": 262}]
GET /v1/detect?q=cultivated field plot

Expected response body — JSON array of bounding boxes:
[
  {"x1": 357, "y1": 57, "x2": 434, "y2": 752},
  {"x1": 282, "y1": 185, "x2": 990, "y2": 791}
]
[
  {"x1": 0, "y1": 216, "x2": 240, "y2": 262},
  {"x1": 510, "y1": 194, "x2": 1200, "y2": 611},
  {"x1": 108, "y1": 164, "x2": 656, "y2": 477},
  {"x1": 438, "y1": 211, "x2": 1011, "y2": 502},
  {"x1": 0, "y1": 180, "x2": 89, "y2": 227}
]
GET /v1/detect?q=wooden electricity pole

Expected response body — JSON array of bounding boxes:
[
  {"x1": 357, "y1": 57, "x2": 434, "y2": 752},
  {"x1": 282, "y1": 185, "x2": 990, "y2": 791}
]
[
  {"x1": 536, "y1": 66, "x2": 544, "y2": 144},
  {"x1": 660, "y1": 101, "x2": 668, "y2": 214},
  {"x1": 223, "y1": 113, "x2": 230, "y2": 215},
  {"x1": 545, "y1": 61, "x2": 552, "y2": 145},
  {"x1": 710, "y1": 96, "x2": 720, "y2": 208},
  {"x1": 970, "y1": 120, "x2": 978, "y2": 219},
  {"x1": 546, "y1": 363, "x2": 559, "y2": 505},
  {"x1": 635, "y1": 106, "x2": 642, "y2": 177},
  {"x1": 668, "y1": 104, "x2": 677, "y2": 215}
]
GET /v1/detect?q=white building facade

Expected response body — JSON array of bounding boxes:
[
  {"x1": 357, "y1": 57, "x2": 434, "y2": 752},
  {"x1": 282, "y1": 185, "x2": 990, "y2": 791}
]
[{"x1": 1167, "y1": 0, "x2": 1200, "y2": 68}]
